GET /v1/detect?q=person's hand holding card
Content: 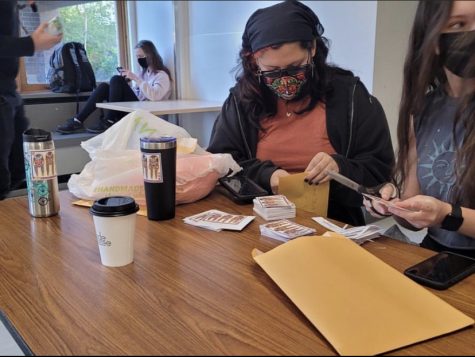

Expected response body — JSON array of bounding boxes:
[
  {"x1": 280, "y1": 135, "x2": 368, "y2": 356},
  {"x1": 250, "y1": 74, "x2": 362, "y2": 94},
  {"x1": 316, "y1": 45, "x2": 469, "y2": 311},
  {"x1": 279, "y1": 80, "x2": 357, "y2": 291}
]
[{"x1": 325, "y1": 171, "x2": 408, "y2": 218}]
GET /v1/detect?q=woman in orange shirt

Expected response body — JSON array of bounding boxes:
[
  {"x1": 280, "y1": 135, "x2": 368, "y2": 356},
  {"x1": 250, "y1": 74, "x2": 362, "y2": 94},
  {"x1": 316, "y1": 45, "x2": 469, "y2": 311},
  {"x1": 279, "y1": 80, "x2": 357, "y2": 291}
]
[{"x1": 208, "y1": 0, "x2": 394, "y2": 225}]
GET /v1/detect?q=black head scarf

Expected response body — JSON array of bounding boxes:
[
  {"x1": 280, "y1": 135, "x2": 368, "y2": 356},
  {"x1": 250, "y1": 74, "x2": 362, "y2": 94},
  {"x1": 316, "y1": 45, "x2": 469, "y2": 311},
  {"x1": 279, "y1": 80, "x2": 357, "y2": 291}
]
[{"x1": 242, "y1": 0, "x2": 324, "y2": 53}]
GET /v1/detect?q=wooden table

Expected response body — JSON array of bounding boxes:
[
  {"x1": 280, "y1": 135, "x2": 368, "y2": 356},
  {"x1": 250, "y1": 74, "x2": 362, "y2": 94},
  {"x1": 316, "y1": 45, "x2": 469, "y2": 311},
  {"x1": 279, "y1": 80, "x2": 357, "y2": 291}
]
[
  {"x1": 96, "y1": 99, "x2": 222, "y2": 116},
  {"x1": 0, "y1": 191, "x2": 473, "y2": 355}
]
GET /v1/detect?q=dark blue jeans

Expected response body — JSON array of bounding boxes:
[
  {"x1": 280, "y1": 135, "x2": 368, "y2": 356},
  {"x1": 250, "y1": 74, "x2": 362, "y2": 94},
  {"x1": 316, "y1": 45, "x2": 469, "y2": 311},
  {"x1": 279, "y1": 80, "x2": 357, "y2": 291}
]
[{"x1": 0, "y1": 92, "x2": 29, "y2": 200}]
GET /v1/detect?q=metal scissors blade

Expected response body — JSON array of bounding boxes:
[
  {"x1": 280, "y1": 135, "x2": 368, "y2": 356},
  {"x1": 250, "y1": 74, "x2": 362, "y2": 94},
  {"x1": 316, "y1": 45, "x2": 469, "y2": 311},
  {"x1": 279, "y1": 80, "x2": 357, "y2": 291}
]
[
  {"x1": 326, "y1": 170, "x2": 366, "y2": 193},
  {"x1": 326, "y1": 170, "x2": 384, "y2": 196}
]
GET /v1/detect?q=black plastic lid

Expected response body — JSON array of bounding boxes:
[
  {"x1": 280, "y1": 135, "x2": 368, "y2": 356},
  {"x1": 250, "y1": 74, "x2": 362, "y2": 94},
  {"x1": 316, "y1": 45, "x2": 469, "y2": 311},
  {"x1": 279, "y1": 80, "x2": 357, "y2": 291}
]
[
  {"x1": 23, "y1": 128, "x2": 52, "y2": 142},
  {"x1": 90, "y1": 196, "x2": 139, "y2": 217}
]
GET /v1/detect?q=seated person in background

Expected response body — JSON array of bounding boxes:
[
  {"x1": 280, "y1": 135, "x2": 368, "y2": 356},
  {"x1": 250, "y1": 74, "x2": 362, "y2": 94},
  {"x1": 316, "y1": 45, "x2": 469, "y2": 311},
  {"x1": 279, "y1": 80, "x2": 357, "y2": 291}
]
[
  {"x1": 364, "y1": 0, "x2": 475, "y2": 257},
  {"x1": 207, "y1": 0, "x2": 394, "y2": 226},
  {"x1": 56, "y1": 39, "x2": 172, "y2": 134}
]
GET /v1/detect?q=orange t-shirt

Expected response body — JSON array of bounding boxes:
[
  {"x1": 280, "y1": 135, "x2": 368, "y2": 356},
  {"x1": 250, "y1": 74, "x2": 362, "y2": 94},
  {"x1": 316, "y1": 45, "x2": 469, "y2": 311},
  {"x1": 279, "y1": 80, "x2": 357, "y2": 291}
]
[{"x1": 256, "y1": 99, "x2": 336, "y2": 172}]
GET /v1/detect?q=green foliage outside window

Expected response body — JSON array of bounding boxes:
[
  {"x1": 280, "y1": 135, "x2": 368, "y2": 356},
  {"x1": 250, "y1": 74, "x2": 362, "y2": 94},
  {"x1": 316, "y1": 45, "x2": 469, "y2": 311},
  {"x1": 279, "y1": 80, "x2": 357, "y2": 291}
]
[{"x1": 59, "y1": 1, "x2": 118, "y2": 82}]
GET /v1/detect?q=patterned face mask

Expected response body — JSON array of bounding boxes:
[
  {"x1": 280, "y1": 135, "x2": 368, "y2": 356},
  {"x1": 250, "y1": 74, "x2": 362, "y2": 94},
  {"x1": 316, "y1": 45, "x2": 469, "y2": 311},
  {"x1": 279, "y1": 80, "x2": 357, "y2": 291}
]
[{"x1": 259, "y1": 63, "x2": 313, "y2": 100}]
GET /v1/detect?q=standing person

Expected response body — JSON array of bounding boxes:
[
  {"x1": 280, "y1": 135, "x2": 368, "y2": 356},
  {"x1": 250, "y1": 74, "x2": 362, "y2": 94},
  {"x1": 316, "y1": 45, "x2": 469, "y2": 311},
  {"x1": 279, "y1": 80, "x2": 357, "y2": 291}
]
[
  {"x1": 364, "y1": 1, "x2": 475, "y2": 257},
  {"x1": 0, "y1": 0, "x2": 62, "y2": 200},
  {"x1": 207, "y1": 0, "x2": 394, "y2": 226},
  {"x1": 56, "y1": 40, "x2": 172, "y2": 134}
]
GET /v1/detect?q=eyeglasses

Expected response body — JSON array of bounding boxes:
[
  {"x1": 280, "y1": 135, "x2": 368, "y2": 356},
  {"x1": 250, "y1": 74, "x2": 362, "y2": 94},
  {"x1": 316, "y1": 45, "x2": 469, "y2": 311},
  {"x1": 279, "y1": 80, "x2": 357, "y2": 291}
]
[{"x1": 258, "y1": 63, "x2": 313, "y2": 81}]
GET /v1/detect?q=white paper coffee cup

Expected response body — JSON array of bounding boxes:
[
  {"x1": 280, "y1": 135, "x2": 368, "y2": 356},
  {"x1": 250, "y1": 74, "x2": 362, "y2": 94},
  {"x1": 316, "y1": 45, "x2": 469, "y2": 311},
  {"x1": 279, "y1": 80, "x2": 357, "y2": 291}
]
[{"x1": 90, "y1": 196, "x2": 139, "y2": 267}]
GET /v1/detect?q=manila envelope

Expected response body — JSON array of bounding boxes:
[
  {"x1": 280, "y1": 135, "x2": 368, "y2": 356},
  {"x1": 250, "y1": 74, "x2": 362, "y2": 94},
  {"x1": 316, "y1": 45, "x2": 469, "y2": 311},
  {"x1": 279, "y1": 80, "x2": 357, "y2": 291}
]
[
  {"x1": 279, "y1": 172, "x2": 329, "y2": 216},
  {"x1": 253, "y1": 234, "x2": 474, "y2": 356}
]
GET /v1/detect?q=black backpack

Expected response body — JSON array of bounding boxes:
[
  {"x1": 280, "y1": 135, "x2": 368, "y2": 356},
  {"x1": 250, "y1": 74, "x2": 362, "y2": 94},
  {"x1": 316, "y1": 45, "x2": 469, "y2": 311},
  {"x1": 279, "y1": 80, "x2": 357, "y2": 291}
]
[
  {"x1": 47, "y1": 42, "x2": 97, "y2": 113},
  {"x1": 47, "y1": 42, "x2": 96, "y2": 92}
]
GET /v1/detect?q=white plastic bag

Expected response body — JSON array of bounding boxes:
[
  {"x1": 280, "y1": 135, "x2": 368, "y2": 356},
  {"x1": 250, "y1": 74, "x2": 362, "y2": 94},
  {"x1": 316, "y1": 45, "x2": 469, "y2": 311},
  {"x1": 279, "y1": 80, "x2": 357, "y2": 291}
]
[{"x1": 68, "y1": 110, "x2": 241, "y2": 205}]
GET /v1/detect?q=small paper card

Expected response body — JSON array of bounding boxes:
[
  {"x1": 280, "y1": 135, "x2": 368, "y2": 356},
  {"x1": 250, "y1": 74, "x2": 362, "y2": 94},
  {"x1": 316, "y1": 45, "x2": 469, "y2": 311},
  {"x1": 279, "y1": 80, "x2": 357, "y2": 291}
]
[
  {"x1": 254, "y1": 195, "x2": 293, "y2": 208},
  {"x1": 184, "y1": 209, "x2": 255, "y2": 232},
  {"x1": 362, "y1": 193, "x2": 413, "y2": 212},
  {"x1": 260, "y1": 219, "x2": 316, "y2": 242},
  {"x1": 313, "y1": 216, "x2": 384, "y2": 244},
  {"x1": 253, "y1": 195, "x2": 296, "y2": 220}
]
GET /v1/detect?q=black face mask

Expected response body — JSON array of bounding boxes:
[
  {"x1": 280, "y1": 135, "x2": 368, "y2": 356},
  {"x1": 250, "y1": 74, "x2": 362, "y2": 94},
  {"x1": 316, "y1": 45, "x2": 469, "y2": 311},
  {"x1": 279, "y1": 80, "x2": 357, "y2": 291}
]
[
  {"x1": 138, "y1": 57, "x2": 148, "y2": 69},
  {"x1": 439, "y1": 30, "x2": 475, "y2": 78}
]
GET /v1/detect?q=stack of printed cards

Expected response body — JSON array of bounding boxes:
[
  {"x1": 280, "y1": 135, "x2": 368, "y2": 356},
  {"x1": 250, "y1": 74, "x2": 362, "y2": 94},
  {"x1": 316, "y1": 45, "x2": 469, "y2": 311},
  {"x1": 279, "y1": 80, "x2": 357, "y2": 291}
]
[
  {"x1": 260, "y1": 219, "x2": 316, "y2": 242},
  {"x1": 312, "y1": 216, "x2": 384, "y2": 245},
  {"x1": 253, "y1": 195, "x2": 296, "y2": 221},
  {"x1": 184, "y1": 209, "x2": 255, "y2": 232}
]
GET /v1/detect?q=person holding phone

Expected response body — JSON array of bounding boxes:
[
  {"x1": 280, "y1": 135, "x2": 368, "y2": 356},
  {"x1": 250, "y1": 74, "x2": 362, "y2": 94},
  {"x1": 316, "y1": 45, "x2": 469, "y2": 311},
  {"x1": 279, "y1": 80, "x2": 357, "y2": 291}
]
[
  {"x1": 207, "y1": 0, "x2": 394, "y2": 226},
  {"x1": 0, "y1": 0, "x2": 62, "y2": 200},
  {"x1": 364, "y1": 1, "x2": 475, "y2": 258},
  {"x1": 56, "y1": 40, "x2": 172, "y2": 134}
]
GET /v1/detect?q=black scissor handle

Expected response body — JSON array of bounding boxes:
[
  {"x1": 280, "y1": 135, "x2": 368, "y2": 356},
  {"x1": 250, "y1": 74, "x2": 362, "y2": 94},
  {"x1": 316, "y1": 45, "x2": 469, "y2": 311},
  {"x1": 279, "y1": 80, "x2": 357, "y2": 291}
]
[{"x1": 361, "y1": 182, "x2": 399, "y2": 198}]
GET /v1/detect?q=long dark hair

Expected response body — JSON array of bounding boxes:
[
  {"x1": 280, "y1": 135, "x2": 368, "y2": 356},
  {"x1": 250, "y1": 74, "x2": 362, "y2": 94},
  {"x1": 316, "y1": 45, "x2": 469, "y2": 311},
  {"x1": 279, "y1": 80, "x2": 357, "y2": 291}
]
[
  {"x1": 453, "y1": 89, "x2": 475, "y2": 207},
  {"x1": 396, "y1": 0, "x2": 475, "y2": 207},
  {"x1": 234, "y1": 36, "x2": 347, "y2": 128},
  {"x1": 135, "y1": 40, "x2": 172, "y2": 80}
]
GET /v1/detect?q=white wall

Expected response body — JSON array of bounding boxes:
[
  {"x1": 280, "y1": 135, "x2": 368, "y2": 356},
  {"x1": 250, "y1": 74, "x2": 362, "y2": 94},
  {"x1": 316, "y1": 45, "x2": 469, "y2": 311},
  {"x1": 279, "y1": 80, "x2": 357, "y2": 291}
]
[
  {"x1": 133, "y1": 1, "x2": 176, "y2": 96},
  {"x1": 184, "y1": 1, "x2": 279, "y2": 101},
  {"x1": 303, "y1": 1, "x2": 377, "y2": 90},
  {"x1": 373, "y1": 1, "x2": 418, "y2": 150}
]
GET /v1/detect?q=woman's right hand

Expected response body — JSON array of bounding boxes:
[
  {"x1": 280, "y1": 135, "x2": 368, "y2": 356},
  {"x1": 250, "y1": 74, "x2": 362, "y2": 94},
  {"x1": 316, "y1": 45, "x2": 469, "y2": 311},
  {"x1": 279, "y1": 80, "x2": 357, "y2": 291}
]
[
  {"x1": 363, "y1": 183, "x2": 398, "y2": 218},
  {"x1": 31, "y1": 22, "x2": 62, "y2": 52},
  {"x1": 122, "y1": 70, "x2": 139, "y2": 82}
]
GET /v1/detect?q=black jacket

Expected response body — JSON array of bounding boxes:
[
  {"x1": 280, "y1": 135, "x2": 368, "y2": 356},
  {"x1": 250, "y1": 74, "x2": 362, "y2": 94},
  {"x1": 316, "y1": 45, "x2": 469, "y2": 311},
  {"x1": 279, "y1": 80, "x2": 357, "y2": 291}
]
[
  {"x1": 0, "y1": 0, "x2": 35, "y2": 94},
  {"x1": 208, "y1": 72, "x2": 395, "y2": 225}
]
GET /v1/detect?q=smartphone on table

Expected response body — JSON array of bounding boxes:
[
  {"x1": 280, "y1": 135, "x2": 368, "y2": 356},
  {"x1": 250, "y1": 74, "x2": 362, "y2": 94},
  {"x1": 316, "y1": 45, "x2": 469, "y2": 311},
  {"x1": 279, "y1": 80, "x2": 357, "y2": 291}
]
[
  {"x1": 218, "y1": 175, "x2": 268, "y2": 204},
  {"x1": 404, "y1": 251, "x2": 475, "y2": 290}
]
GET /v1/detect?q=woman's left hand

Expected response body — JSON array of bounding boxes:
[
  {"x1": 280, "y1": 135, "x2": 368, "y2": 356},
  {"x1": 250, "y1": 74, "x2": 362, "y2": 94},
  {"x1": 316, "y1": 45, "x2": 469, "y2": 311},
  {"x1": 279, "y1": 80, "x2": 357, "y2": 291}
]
[
  {"x1": 122, "y1": 70, "x2": 139, "y2": 82},
  {"x1": 387, "y1": 195, "x2": 452, "y2": 229},
  {"x1": 304, "y1": 152, "x2": 339, "y2": 184}
]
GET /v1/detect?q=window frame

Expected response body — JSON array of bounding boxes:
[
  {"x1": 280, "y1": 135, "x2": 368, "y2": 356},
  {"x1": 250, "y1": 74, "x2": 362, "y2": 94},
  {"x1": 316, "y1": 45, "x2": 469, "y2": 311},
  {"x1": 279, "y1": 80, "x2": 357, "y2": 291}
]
[{"x1": 17, "y1": 0, "x2": 129, "y2": 93}]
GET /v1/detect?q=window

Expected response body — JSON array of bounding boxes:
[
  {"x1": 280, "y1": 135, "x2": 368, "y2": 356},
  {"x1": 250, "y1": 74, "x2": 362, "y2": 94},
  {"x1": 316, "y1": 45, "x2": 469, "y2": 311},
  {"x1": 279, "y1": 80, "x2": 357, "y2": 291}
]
[{"x1": 18, "y1": 0, "x2": 129, "y2": 92}]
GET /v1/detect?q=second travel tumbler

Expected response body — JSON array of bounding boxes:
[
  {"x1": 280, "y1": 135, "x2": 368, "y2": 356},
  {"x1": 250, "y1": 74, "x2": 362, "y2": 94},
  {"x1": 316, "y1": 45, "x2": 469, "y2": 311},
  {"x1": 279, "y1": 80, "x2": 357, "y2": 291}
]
[
  {"x1": 23, "y1": 128, "x2": 60, "y2": 217},
  {"x1": 140, "y1": 136, "x2": 176, "y2": 220}
]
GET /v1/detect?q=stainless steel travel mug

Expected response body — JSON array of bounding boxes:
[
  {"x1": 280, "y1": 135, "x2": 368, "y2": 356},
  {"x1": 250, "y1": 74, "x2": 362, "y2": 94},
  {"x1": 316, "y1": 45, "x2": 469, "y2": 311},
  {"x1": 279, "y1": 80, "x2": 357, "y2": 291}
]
[
  {"x1": 23, "y1": 129, "x2": 60, "y2": 217},
  {"x1": 140, "y1": 136, "x2": 176, "y2": 220}
]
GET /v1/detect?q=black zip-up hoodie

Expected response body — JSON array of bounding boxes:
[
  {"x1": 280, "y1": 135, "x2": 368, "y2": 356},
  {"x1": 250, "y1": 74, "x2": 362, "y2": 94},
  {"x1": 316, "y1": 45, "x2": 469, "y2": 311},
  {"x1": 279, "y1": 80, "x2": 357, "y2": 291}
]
[
  {"x1": 208, "y1": 71, "x2": 394, "y2": 226},
  {"x1": 0, "y1": 0, "x2": 35, "y2": 94}
]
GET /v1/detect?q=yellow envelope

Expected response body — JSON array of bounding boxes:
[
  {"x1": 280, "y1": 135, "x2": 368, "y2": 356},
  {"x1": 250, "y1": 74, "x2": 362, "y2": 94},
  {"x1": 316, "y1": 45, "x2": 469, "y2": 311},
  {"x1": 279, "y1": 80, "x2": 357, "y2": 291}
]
[
  {"x1": 253, "y1": 234, "x2": 474, "y2": 356},
  {"x1": 279, "y1": 172, "x2": 329, "y2": 216}
]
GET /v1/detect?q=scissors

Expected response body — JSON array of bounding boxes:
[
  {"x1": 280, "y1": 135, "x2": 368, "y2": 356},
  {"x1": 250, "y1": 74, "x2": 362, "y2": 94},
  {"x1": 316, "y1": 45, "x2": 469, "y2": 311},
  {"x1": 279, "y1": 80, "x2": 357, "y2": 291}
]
[
  {"x1": 326, "y1": 170, "x2": 411, "y2": 212},
  {"x1": 326, "y1": 170, "x2": 383, "y2": 196}
]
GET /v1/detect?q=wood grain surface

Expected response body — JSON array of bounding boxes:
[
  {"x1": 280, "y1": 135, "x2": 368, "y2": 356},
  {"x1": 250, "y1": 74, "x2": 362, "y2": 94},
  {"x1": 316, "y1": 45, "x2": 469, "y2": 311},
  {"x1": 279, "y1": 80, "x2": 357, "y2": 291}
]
[{"x1": 0, "y1": 190, "x2": 473, "y2": 355}]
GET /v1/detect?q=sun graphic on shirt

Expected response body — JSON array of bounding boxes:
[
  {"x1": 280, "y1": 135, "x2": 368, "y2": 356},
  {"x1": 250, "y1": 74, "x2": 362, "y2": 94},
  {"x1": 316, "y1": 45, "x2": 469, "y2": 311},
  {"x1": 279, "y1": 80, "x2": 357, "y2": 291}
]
[{"x1": 419, "y1": 139, "x2": 456, "y2": 198}]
